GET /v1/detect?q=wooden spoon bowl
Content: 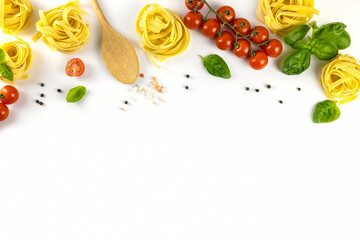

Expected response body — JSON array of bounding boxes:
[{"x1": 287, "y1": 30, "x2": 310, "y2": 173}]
[{"x1": 90, "y1": 0, "x2": 139, "y2": 84}]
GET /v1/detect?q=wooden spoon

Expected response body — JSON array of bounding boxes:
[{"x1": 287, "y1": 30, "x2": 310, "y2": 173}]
[{"x1": 90, "y1": 0, "x2": 139, "y2": 84}]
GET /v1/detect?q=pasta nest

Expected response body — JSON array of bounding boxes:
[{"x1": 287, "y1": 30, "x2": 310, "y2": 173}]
[
  {"x1": 0, "y1": 36, "x2": 32, "y2": 84},
  {"x1": 0, "y1": 0, "x2": 33, "y2": 35},
  {"x1": 257, "y1": 0, "x2": 319, "y2": 35},
  {"x1": 320, "y1": 54, "x2": 360, "y2": 105},
  {"x1": 33, "y1": 0, "x2": 89, "y2": 54}
]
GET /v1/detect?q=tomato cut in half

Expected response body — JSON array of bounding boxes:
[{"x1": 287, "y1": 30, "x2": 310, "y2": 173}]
[{"x1": 65, "y1": 58, "x2": 85, "y2": 77}]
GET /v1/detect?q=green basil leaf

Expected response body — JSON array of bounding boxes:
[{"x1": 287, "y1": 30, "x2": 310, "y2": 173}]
[
  {"x1": 313, "y1": 100, "x2": 341, "y2": 123},
  {"x1": 312, "y1": 41, "x2": 338, "y2": 60},
  {"x1": 312, "y1": 22, "x2": 351, "y2": 50},
  {"x1": 200, "y1": 54, "x2": 231, "y2": 79},
  {"x1": 0, "y1": 62, "x2": 14, "y2": 82},
  {"x1": 282, "y1": 49, "x2": 311, "y2": 75},
  {"x1": 283, "y1": 24, "x2": 310, "y2": 46},
  {"x1": 291, "y1": 40, "x2": 308, "y2": 50},
  {"x1": 0, "y1": 49, "x2": 6, "y2": 62},
  {"x1": 66, "y1": 86, "x2": 87, "y2": 103}
]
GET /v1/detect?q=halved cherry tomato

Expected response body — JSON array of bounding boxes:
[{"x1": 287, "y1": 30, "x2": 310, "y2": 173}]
[
  {"x1": 233, "y1": 39, "x2": 251, "y2": 58},
  {"x1": 0, "y1": 102, "x2": 9, "y2": 121},
  {"x1": 232, "y1": 18, "x2": 251, "y2": 36},
  {"x1": 0, "y1": 85, "x2": 19, "y2": 105},
  {"x1": 249, "y1": 50, "x2": 268, "y2": 70},
  {"x1": 184, "y1": 11, "x2": 203, "y2": 30},
  {"x1": 250, "y1": 26, "x2": 269, "y2": 44},
  {"x1": 185, "y1": 0, "x2": 204, "y2": 10},
  {"x1": 65, "y1": 58, "x2": 85, "y2": 77},
  {"x1": 262, "y1": 39, "x2": 283, "y2": 58},
  {"x1": 216, "y1": 31, "x2": 235, "y2": 51},
  {"x1": 201, "y1": 18, "x2": 221, "y2": 38},
  {"x1": 216, "y1": 6, "x2": 235, "y2": 24}
]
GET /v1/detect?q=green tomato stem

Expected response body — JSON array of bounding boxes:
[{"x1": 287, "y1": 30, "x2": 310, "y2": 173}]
[{"x1": 0, "y1": 94, "x2": 4, "y2": 99}]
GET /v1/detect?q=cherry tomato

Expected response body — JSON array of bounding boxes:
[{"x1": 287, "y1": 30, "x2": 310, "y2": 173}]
[
  {"x1": 262, "y1": 39, "x2": 283, "y2": 58},
  {"x1": 216, "y1": 31, "x2": 235, "y2": 51},
  {"x1": 0, "y1": 85, "x2": 19, "y2": 105},
  {"x1": 184, "y1": 11, "x2": 203, "y2": 30},
  {"x1": 249, "y1": 50, "x2": 268, "y2": 70},
  {"x1": 216, "y1": 6, "x2": 235, "y2": 24},
  {"x1": 0, "y1": 102, "x2": 9, "y2": 121},
  {"x1": 201, "y1": 18, "x2": 221, "y2": 38},
  {"x1": 232, "y1": 18, "x2": 251, "y2": 36},
  {"x1": 65, "y1": 58, "x2": 85, "y2": 77},
  {"x1": 185, "y1": 0, "x2": 204, "y2": 10},
  {"x1": 233, "y1": 39, "x2": 251, "y2": 58},
  {"x1": 250, "y1": 26, "x2": 269, "y2": 44}
]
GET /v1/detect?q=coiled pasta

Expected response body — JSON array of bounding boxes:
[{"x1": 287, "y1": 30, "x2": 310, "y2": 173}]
[
  {"x1": 257, "y1": 0, "x2": 319, "y2": 35},
  {"x1": 32, "y1": 0, "x2": 89, "y2": 54},
  {"x1": 0, "y1": 36, "x2": 32, "y2": 84},
  {"x1": 136, "y1": 4, "x2": 190, "y2": 67},
  {"x1": 320, "y1": 54, "x2": 360, "y2": 105},
  {"x1": 0, "y1": 0, "x2": 33, "y2": 35}
]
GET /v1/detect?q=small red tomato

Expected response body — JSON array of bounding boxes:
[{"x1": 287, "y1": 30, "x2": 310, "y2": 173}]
[
  {"x1": 233, "y1": 39, "x2": 251, "y2": 58},
  {"x1": 0, "y1": 85, "x2": 19, "y2": 105},
  {"x1": 216, "y1": 6, "x2": 235, "y2": 24},
  {"x1": 184, "y1": 11, "x2": 203, "y2": 30},
  {"x1": 250, "y1": 26, "x2": 269, "y2": 44},
  {"x1": 216, "y1": 31, "x2": 235, "y2": 51},
  {"x1": 232, "y1": 18, "x2": 251, "y2": 36},
  {"x1": 262, "y1": 39, "x2": 283, "y2": 58},
  {"x1": 65, "y1": 58, "x2": 85, "y2": 77},
  {"x1": 249, "y1": 50, "x2": 268, "y2": 70},
  {"x1": 185, "y1": 0, "x2": 204, "y2": 10},
  {"x1": 201, "y1": 18, "x2": 221, "y2": 38},
  {"x1": 0, "y1": 102, "x2": 9, "y2": 121}
]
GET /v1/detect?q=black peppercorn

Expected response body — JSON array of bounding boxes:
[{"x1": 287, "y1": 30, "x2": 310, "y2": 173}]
[
  {"x1": 40, "y1": 83, "x2": 45, "y2": 87},
  {"x1": 255, "y1": 89, "x2": 260, "y2": 92},
  {"x1": 297, "y1": 88, "x2": 301, "y2": 91},
  {"x1": 40, "y1": 93, "x2": 45, "y2": 98},
  {"x1": 185, "y1": 74, "x2": 190, "y2": 78},
  {"x1": 185, "y1": 86, "x2": 189, "y2": 90},
  {"x1": 279, "y1": 100, "x2": 283, "y2": 104},
  {"x1": 124, "y1": 101, "x2": 129, "y2": 105},
  {"x1": 57, "y1": 89, "x2": 62, "y2": 93},
  {"x1": 267, "y1": 85, "x2": 271, "y2": 89},
  {"x1": 35, "y1": 100, "x2": 40, "y2": 104},
  {"x1": 245, "y1": 87, "x2": 250, "y2": 91}
]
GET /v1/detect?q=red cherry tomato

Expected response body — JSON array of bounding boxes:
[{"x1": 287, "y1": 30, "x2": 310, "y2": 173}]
[
  {"x1": 65, "y1": 58, "x2": 85, "y2": 77},
  {"x1": 0, "y1": 85, "x2": 19, "y2": 105},
  {"x1": 249, "y1": 50, "x2": 268, "y2": 70},
  {"x1": 216, "y1": 31, "x2": 235, "y2": 51},
  {"x1": 185, "y1": 0, "x2": 204, "y2": 10},
  {"x1": 250, "y1": 26, "x2": 269, "y2": 44},
  {"x1": 233, "y1": 39, "x2": 251, "y2": 58},
  {"x1": 232, "y1": 18, "x2": 251, "y2": 36},
  {"x1": 184, "y1": 11, "x2": 203, "y2": 30},
  {"x1": 262, "y1": 39, "x2": 283, "y2": 58},
  {"x1": 0, "y1": 102, "x2": 9, "y2": 121},
  {"x1": 201, "y1": 18, "x2": 221, "y2": 38},
  {"x1": 216, "y1": 6, "x2": 235, "y2": 24}
]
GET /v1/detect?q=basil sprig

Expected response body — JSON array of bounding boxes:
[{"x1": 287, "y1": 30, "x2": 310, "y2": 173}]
[
  {"x1": 313, "y1": 100, "x2": 341, "y2": 123},
  {"x1": 66, "y1": 86, "x2": 87, "y2": 103},
  {"x1": 282, "y1": 22, "x2": 351, "y2": 75},
  {"x1": 200, "y1": 54, "x2": 231, "y2": 79},
  {"x1": 0, "y1": 48, "x2": 14, "y2": 82}
]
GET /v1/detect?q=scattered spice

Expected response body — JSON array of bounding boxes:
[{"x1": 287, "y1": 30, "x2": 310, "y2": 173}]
[
  {"x1": 57, "y1": 89, "x2": 62, "y2": 93},
  {"x1": 255, "y1": 89, "x2": 260, "y2": 92},
  {"x1": 40, "y1": 83, "x2": 45, "y2": 87},
  {"x1": 139, "y1": 73, "x2": 144, "y2": 78},
  {"x1": 267, "y1": 84, "x2": 272, "y2": 89},
  {"x1": 185, "y1": 86, "x2": 189, "y2": 90},
  {"x1": 185, "y1": 74, "x2": 190, "y2": 78},
  {"x1": 297, "y1": 87, "x2": 301, "y2": 91},
  {"x1": 120, "y1": 108, "x2": 125, "y2": 111},
  {"x1": 124, "y1": 100, "x2": 129, "y2": 105},
  {"x1": 245, "y1": 87, "x2": 250, "y2": 91},
  {"x1": 129, "y1": 76, "x2": 165, "y2": 105},
  {"x1": 39, "y1": 102, "x2": 44, "y2": 105},
  {"x1": 279, "y1": 100, "x2": 283, "y2": 104},
  {"x1": 40, "y1": 93, "x2": 45, "y2": 98},
  {"x1": 35, "y1": 100, "x2": 40, "y2": 104}
]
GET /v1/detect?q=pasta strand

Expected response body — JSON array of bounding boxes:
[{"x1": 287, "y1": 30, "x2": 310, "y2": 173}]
[{"x1": 0, "y1": 0, "x2": 33, "y2": 35}]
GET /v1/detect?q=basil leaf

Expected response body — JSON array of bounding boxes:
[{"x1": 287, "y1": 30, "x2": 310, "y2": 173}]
[
  {"x1": 282, "y1": 49, "x2": 311, "y2": 75},
  {"x1": 313, "y1": 100, "x2": 341, "y2": 123},
  {"x1": 0, "y1": 49, "x2": 6, "y2": 62},
  {"x1": 312, "y1": 41, "x2": 338, "y2": 61},
  {"x1": 312, "y1": 22, "x2": 351, "y2": 49},
  {"x1": 200, "y1": 54, "x2": 231, "y2": 79},
  {"x1": 0, "y1": 62, "x2": 14, "y2": 82},
  {"x1": 66, "y1": 86, "x2": 87, "y2": 103},
  {"x1": 283, "y1": 25, "x2": 310, "y2": 46}
]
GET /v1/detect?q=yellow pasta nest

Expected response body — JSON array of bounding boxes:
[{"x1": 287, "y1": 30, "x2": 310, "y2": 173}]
[
  {"x1": 0, "y1": 36, "x2": 32, "y2": 84},
  {"x1": 0, "y1": 0, "x2": 33, "y2": 35},
  {"x1": 320, "y1": 54, "x2": 360, "y2": 105},
  {"x1": 257, "y1": 0, "x2": 319, "y2": 35},
  {"x1": 136, "y1": 4, "x2": 190, "y2": 67},
  {"x1": 32, "y1": 0, "x2": 89, "y2": 54}
]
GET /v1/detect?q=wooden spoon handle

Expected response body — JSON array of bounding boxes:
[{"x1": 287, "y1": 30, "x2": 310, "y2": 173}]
[{"x1": 90, "y1": 0, "x2": 109, "y2": 26}]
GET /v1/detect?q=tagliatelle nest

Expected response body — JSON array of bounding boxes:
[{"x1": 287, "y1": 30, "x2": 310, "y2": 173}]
[{"x1": 0, "y1": 0, "x2": 33, "y2": 35}]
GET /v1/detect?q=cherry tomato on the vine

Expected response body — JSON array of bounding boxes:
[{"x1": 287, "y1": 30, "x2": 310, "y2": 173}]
[
  {"x1": 0, "y1": 85, "x2": 19, "y2": 105},
  {"x1": 0, "y1": 103, "x2": 9, "y2": 121},
  {"x1": 233, "y1": 39, "x2": 251, "y2": 58},
  {"x1": 249, "y1": 50, "x2": 268, "y2": 70},
  {"x1": 184, "y1": 11, "x2": 203, "y2": 30},
  {"x1": 185, "y1": 0, "x2": 204, "y2": 10},
  {"x1": 201, "y1": 18, "x2": 221, "y2": 38},
  {"x1": 216, "y1": 31, "x2": 235, "y2": 51},
  {"x1": 250, "y1": 26, "x2": 269, "y2": 44},
  {"x1": 262, "y1": 39, "x2": 283, "y2": 58},
  {"x1": 216, "y1": 6, "x2": 235, "y2": 24},
  {"x1": 232, "y1": 18, "x2": 251, "y2": 36},
  {"x1": 65, "y1": 58, "x2": 85, "y2": 77}
]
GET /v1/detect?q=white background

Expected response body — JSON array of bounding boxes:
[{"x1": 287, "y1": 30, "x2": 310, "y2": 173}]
[{"x1": 1, "y1": 0, "x2": 360, "y2": 239}]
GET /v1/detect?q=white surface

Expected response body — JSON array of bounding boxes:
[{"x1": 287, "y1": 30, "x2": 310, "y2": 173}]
[{"x1": 1, "y1": 0, "x2": 360, "y2": 239}]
